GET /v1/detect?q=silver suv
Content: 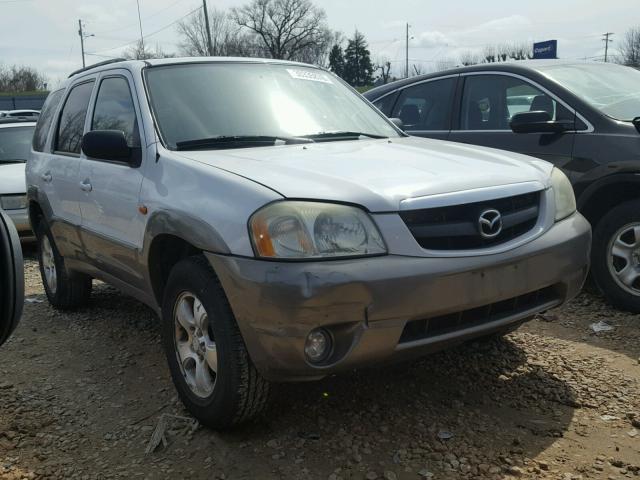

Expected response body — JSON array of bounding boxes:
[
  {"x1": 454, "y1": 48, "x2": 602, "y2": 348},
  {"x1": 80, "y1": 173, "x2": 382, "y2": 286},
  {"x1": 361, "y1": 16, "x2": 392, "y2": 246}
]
[{"x1": 27, "y1": 58, "x2": 591, "y2": 428}]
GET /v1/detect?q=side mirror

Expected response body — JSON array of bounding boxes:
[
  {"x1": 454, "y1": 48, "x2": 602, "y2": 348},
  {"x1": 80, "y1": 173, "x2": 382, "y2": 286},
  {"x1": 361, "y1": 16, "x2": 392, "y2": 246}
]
[
  {"x1": 389, "y1": 117, "x2": 405, "y2": 131},
  {"x1": 0, "y1": 208, "x2": 24, "y2": 347},
  {"x1": 82, "y1": 130, "x2": 138, "y2": 166},
  {"x1": 633, "y1": 117, "x2": 640, "y2": 134},
  {"x1": 510, "y1": 111, "x2": 573, "y2": 134}
]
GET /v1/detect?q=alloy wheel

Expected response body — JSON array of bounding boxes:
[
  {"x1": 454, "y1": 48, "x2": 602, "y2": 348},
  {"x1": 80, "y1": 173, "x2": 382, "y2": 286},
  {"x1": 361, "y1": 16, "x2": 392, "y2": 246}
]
[
  {"x1": 41, "y1": 235, "x2": 57, "y2": 294},
  {"x1": 173, "y1": 291, "x2": 218, "y2": 398},
  {"x1": 607, "y1": 222, "x2": 640, "y2": 296}
]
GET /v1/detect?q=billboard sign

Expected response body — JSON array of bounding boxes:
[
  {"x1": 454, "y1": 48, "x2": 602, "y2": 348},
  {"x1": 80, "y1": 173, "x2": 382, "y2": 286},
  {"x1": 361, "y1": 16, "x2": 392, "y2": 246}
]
[{"x1": 533, "y1": 40, "x2": 557, "y2": 59}]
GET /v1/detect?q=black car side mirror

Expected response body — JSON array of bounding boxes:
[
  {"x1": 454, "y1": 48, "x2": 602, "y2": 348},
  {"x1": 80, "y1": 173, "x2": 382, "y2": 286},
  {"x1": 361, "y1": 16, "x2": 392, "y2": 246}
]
[
  {"x1": 0, "y1": 208, "x2": 24, "y2": 347},
  {"x1": 633, "y1": 117, "x2": 640, "y2": 134},
  {"x1": 389, "y1": 117, "x2": 405, "y2": 131},
  {"x1": 82, "y1": 130, "x2": 140, "y2": 167},
  {"x1": 510, "y1": 111, "x2": 574, "y2": 134}
]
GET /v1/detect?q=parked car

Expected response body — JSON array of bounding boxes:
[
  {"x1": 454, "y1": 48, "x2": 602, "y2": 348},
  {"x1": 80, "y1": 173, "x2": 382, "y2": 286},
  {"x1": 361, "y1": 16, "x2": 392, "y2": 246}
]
[
  {"x1": 0, "y1": 109, "x2": 40, "y2": 119},
  {"x1": 27, "y1": 57, "x2": 590, "y2": 428},
  {"x1": 364, "y1": 60, "x2": 640, "y2": 312},
  {"x1": 0, "y1": 118, "x2": 36, "y2": 241},
  {"x1": 0, "y1": 207, "x2": 24, "y2": 348}
]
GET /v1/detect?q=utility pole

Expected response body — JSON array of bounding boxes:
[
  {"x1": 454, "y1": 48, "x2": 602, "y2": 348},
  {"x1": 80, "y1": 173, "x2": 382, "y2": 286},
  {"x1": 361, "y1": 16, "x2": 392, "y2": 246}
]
[
  {"x1": 78, "y1": 19, "x2": 86, "y2": 68},
  {"x1": 136, "y1": 0, "x2": 145, "y2": 57},
  {"x1": 202, "y1": 0, "x2": 214, "y2": 56},
  {"x1": 405, "y1": 23, "x2": 409, "y2": 78},
  {"x1": 602, "y1": 32, "x2": 614, "y2": 62}
]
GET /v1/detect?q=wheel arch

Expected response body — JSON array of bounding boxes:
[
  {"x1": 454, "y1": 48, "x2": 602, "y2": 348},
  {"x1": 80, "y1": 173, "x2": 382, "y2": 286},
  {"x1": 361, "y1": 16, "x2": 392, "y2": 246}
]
[
  {"x1": 144, "y1": 210, "x2": 231, "y2": 305},
  {"x1": 577, "y1": 173, "x2": 640, "y2": 228}
]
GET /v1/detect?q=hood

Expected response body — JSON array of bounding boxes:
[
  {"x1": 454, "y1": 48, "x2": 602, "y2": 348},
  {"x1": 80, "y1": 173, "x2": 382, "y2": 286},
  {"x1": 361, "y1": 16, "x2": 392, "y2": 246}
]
[
  {"x1": 0, "y1": 163, "x2": 26, "y2": 195},
  {"x1": 175, "y1": 137, "x2": 553, "y2": 212}
]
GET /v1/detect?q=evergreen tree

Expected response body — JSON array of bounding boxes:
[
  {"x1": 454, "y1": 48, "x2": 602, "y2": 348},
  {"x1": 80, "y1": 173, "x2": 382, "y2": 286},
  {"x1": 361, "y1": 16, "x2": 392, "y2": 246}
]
[
  {"x1": 328, "y1": 44, "x2": 345, "y2": 77},
  {"x1": 343, "y1": 30, "x2": 374, "y2": 87}
]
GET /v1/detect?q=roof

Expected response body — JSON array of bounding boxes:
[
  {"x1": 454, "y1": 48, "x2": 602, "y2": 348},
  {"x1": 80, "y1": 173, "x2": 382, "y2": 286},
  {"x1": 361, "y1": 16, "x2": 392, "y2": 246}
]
[
  {"x1": 363, "y1": 59, "x2": 610, "y2": 99},
  {"x1": 68, "y1": 56, "x2": 317, "y2": 79}
]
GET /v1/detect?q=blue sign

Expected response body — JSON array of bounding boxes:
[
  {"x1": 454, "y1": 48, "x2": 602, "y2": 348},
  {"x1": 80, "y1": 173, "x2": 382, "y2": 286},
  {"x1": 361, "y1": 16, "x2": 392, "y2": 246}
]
[{"x1": 533, "y1": 40, "x2": 557, "y2": 59}]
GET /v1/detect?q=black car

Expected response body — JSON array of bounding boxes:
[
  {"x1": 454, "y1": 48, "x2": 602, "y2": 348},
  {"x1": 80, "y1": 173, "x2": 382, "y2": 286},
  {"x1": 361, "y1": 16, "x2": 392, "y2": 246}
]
[
  {"x1": 0, "y1": 207, "x2": 23, "y2": 347},
  {"x1": 364, "y1": 60, "x2": 640, "y2": 313}
]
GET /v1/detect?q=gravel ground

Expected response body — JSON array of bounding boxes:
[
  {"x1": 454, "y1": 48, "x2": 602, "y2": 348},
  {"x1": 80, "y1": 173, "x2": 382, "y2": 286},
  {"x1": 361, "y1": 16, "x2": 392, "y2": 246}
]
[{"x1": 0, "y1": 249, "x2": 639, "y2": 480}]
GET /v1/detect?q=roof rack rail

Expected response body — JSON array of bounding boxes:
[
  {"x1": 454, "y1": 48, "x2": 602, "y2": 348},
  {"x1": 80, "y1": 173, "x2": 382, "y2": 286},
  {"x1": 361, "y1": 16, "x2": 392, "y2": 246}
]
[
  {"x1": 0, "y1": 118, "x2": 38, "y2": 125},
  {"x1": 68, "y1": 58, "x2": 127, "y2": 78}
]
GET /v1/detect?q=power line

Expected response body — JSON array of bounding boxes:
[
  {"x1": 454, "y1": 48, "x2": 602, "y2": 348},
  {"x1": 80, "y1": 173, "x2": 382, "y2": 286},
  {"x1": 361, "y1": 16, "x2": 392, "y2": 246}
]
[
  {"x1": 88, "y1": 5, "x2": 201, "y2": 55},
  {"x1": 92, "y1": 0, "x2": 189, "y2": 36}
]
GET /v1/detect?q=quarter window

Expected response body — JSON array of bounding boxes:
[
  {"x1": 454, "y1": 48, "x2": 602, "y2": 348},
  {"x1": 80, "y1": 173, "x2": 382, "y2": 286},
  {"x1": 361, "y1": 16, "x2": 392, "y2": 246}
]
[
  {"x1": 91, "y1": 77, "x2": 140, "y2": 148},
  {"x1": 55, "y1": 81, "x2": 95, "y2": 154},
  {"x1": 33, "y1": 89, "x2": 64, "y2": 152},
  {"x1": 460, "y1": 75, "x2": 573, "y2": 131},
  {"x1": 391, "y1": 78, "x2": 456, "y2": 131},
  {"x1": 372, "y1": 91, "x2": 399, "y2": 117}
]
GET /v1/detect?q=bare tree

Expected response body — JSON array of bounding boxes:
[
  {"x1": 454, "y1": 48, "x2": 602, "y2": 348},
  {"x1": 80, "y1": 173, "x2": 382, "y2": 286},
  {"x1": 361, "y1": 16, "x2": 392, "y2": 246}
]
[
  {"x1": 435, "y1": 57, "x2": 456, "y2": 72},
  {"x1": 508, "y1": 42, "x2": 533, "y2": 61},
  {"x1": 231, "y1": 0, "x2": 330, "y2": 62},
  {"x1": 123, "y1": 40, "x2": 174, "y2": 60},
  {"x1": 412, "y1": 64, "x2": 424, "y2": 76},
  {"x1": 483, "y1": 45, "x2": 497, "y2": 63},
  {"x1": 0, "y1": 65, "x2": 47, "y2": 92},
  {"x1": 458, "y1": 50, "x2": 481, "y2": 66},
  {"x1": 177, "y1": 7, "x2": 264, "y2": 57},
  {"x1": 618, "y1": 26, "x2": 640, "y2": 68},
  {"x1": 375, "y1": 58, "x2": 392, "y2": 84}
]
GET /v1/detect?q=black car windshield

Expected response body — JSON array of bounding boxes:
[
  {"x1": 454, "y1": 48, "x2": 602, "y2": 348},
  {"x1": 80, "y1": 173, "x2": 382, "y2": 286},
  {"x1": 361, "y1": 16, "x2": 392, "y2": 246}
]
[
  {"x1": 536, "y1": 63, "x2": 640, "y2": 121},
  {"x1": 145, "y1": 62, "x2": 399, "y2": 149},
  {"x1": 0, "y1": 126, "x2": 35, "y2": 163}
]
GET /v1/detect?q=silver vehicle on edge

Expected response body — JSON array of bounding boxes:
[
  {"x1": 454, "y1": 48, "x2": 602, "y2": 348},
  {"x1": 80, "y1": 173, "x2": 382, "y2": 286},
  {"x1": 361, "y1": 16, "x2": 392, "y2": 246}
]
[{"x1": 26, "y1": 58, "x2": 591, "y2": 428}]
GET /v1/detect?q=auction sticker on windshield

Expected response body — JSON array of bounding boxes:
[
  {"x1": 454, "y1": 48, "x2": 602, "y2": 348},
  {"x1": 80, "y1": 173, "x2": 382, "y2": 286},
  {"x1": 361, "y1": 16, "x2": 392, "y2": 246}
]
[{"x1": 286, "y1": 68, "x2": 333, "y2": 84}]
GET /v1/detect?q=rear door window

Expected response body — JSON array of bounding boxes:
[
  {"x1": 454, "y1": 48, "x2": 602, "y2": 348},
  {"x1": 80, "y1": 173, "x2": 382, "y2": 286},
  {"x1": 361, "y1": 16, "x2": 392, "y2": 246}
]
[
  {"x1": 55, "y1": 81, "x2": 95, "y2": 155},
  {"x1": 33, "y1": 90, "x2": 64, "y2": 152}
]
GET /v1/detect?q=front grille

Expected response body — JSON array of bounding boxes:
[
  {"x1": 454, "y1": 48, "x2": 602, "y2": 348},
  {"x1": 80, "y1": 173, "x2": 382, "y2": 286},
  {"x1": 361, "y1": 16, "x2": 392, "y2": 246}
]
[
  {"x1": 400, "y1": 191, "x2": 541, "y2": 250},
  {"x1": 399, "y1": 285, "x2": 559, "y2": 344}
]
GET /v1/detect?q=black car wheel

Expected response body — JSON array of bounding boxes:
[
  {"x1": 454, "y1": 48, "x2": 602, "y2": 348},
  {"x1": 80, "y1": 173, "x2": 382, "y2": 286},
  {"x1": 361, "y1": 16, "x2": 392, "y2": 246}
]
[
  {"x1": 161, "y1": 255, "x2": 270, "y2": 429},
  {"x1": 0, "y1": 209, "x2": 23, "y2": 347},
  {"x1": 36, "y1": 220, "x2": 92, "y2": 309},
  {"x1": 592, "y1": 200, "x2": 640, "y2": 313}
]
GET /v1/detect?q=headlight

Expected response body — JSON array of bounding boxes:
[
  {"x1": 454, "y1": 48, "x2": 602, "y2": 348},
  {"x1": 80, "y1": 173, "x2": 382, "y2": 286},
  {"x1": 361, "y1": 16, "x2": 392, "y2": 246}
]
[
  {"x1": 249, "y1": 201, "x2": 387, "y2": 259},
  {"x1": 550, "y1": 167, "x2": 576, "y2": 221},
  {"x1": 0, "y1": 195, "x2": 27, "y2": 211}
]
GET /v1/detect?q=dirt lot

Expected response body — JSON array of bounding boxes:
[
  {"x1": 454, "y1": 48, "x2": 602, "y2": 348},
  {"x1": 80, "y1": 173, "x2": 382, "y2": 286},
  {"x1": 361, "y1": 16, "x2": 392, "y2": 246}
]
[{"x1": 0, "y1": 249, "x2": 639, "y2": 480}]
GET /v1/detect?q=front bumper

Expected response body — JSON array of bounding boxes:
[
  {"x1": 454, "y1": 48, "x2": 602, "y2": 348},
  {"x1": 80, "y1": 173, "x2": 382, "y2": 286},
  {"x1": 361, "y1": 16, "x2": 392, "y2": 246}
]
[
  {"x1": 206, "y1": 213, "x2": 591, "y2": 382},
  {"x1": 5, "y1": 208, "x2": 34, "y2": 241}
]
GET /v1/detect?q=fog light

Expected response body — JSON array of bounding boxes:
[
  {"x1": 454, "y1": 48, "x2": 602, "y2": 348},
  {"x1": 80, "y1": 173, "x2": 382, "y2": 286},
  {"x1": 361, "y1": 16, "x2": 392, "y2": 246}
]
[{"x1": 304, "y1": 329, "x2": 331, "y2": 363}]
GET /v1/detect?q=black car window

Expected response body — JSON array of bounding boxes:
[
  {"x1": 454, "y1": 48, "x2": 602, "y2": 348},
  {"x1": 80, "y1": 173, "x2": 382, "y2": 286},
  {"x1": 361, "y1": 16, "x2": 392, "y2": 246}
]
[
  {"x1": 460, "y1": 75, "x2": 573, "y2": 131},
  {"x1": 92, "y1": 77, "x2": 141, "y2": 148},
  {"x1": 391, "y1": 78, "x2": 456, "y2": 131},
  {"x1": 372, "y1": 91, "x2": 399, "y2": 117},
  {"x1": 33, "y1": 90, "x2": 64, "y2": 152},
  {"x1": 55, "y1": 81, "x2": 95, "y2": 155}
]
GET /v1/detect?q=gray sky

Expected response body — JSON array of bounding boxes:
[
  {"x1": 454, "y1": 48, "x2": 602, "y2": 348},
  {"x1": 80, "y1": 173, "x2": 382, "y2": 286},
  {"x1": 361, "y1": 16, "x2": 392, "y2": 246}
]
[{"x1": 0, "y1": 0, "x2": 636, "y2": 87}]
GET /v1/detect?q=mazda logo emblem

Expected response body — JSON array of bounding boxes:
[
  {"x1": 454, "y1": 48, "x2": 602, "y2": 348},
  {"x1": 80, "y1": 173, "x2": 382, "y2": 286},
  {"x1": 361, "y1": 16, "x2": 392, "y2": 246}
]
[{"x1": 478, "y1": 209, "x2": 503, "y2": 238}]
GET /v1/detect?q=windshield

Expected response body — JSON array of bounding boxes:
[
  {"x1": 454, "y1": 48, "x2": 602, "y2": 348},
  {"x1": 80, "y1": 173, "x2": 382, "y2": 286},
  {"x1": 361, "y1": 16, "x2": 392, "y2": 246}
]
[
  {"x1": 536, "y1": 63, "x2": 640, "y2": 121},
  {"x1": 145, "y1": 63, "x2": 399, "y2": 149},
  {"x1": 0, "y1": 126, "x2": 35, "y2": 163}
]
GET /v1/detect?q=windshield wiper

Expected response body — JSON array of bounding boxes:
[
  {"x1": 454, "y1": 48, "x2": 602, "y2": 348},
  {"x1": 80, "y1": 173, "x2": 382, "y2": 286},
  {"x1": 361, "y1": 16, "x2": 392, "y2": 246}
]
[
  {"x1": 175, "y1": 135, "x2": 314, "y2": 151},
  {"x1": 0, "y1": 159, "x2": 26, "y2": 164},
  {"x1": 302, "y1": 131, "x2": 388, "y2": 141}
]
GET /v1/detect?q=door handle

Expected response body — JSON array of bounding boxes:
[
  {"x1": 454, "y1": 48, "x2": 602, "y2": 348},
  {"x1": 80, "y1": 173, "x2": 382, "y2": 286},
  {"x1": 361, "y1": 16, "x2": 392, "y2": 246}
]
[
  {"x1": 79, "y1": 179, "x2": 92, "y2": 192},
  {"x1": 41, "y1": 172, "x2": 52, "y2": 183}
]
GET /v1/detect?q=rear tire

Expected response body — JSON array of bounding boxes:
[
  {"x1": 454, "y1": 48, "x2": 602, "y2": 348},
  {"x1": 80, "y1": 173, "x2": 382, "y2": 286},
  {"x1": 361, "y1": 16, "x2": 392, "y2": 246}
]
[
  {"x1": 161, "y1": 255, "x2": 270, "y2": 429},
  {"x1": 591, "y1": 200, "x2": 640, "y2": 313},
  {"x1": 36, "y1": 221, "x2": 92, "y2": 310}
]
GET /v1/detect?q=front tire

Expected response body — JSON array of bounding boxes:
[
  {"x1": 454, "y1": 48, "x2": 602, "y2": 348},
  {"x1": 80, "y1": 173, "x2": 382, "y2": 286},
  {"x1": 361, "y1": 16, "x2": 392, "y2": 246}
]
[
  {"x1": 161, "y1": 256, "x2": 270, "y2": 429},
  {"x1": 36, "y1": 221, "x2": 92, "y2": 309},
  {"x1": 591, "y1": 200, "x2": 640, "y2": 313}
]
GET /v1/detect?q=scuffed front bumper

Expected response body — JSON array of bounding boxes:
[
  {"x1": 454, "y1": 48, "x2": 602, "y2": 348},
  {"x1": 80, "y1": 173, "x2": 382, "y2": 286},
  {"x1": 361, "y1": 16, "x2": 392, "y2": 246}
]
[
  {"x1": 6, "y1": 208, "x2": 34, "y2": 241},
  {"x1": 206, "y1": 213, "x2": 591, "y2": 382}
]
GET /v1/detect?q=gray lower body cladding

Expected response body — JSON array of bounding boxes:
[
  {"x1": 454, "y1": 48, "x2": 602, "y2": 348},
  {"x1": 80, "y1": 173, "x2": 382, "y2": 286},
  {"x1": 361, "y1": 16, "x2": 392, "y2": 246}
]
[{"x1": 206, "y1": 213, "x2": 591, "y2": 382}]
